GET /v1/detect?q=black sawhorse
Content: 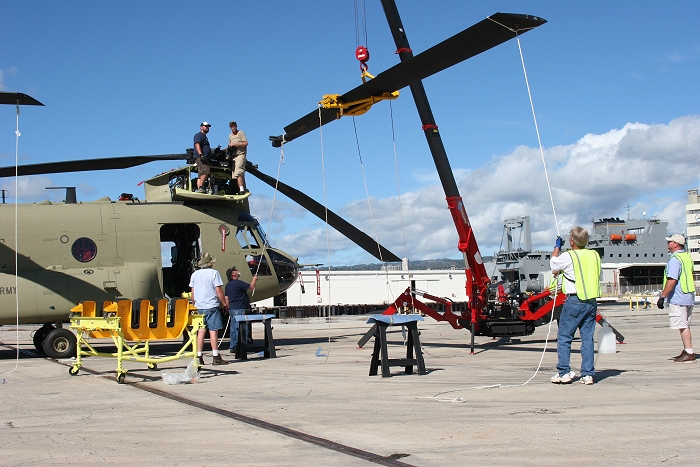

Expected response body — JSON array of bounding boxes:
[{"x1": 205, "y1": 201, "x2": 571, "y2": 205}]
[
  {"x1": 233, "y1": 314, "x2": 277, "y2": 360},
  {"x1": 365, "y1": 315, "x2": 426, "y2": 378}
]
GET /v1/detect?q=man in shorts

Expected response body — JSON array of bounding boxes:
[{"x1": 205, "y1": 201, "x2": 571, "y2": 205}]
[
  {"x1": 189, "y1": 252, "x2": 229, "y2": 365},
  {"x1": 227, "y1": 121, "x2": 249, "y2": 194},
  {"x1": 193, "y1": 122, "x2": 212, "y2": 193},
  {"x1": 658, "y1": 234, "x2": 696, "y2": 363}
]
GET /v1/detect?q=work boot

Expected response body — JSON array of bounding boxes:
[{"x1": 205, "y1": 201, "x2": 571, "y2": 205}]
[
  {"x1": 674, "y1": 352, "x2": 696, "y2": 363},
  {"x1": 212, "y1": 354, "x2": 229, "y2": 365},
  {"x1": 673, "y1": 349, "x2": 687, "y2": 360}
]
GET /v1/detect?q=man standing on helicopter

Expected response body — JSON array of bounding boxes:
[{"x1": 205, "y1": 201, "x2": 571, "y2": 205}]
[
  {"x1": 227, "y1": 121, "x2": 249, "y2": 194},
  {"x1": 193, "y1": 122, "x2": 212, "y2": 193}
]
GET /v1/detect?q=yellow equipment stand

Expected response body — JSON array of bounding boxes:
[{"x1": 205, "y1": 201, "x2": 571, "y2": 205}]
[{"x1": 68, "y1": 298, "x2": 204, "y2": 383}]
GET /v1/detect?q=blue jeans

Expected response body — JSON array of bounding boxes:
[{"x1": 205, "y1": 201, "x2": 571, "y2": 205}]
[
  {"x1": 557, "y1": 295, "x2": 597, "y2": 377},
  {"x1": 229, "y1": 309, "x2": 248, "y2": 350}
]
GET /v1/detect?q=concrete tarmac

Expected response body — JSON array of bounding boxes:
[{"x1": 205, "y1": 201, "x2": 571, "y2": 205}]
[{"x1": 0, "y1": 304, "x2": 698, "y2": 466}]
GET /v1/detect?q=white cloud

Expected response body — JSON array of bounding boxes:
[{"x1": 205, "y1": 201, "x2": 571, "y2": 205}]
[
  {"x1": 268, "y1": 116, "x2": 700, "y2": 264},
  {"x1": 0, "y1": 175, "x2": 54, "y2": 202}
]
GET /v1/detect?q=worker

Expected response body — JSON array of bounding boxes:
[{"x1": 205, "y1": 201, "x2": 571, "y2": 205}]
[
  {"x1": 657, "y1": 234, "x2": 695, "y2": 363},
  {"x1": 227, "y1": 121, "x2": 249, "y2": 194},
  {"x1": 193, "y1": 122, "x2": 212, "y2": 192},
  {"x1": 225, "y1": 266, "x2": 258, "y2": 354},
  {"x1": 550, "y1": 227, "x2": 602, "y2": 385},
  {"x1": 189, "y1": 253, "x2": 229, "y2": 366}
]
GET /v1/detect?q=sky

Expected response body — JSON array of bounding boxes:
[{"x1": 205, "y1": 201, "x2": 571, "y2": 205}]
[{"x1": 2, "y1": 1, "x2": 700, "y2": 267}]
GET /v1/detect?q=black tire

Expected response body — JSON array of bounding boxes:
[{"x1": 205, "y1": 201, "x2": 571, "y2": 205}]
[
  {"x1": 42, "y1": 328, "x2": 77, "y2": 359},
  {"x1": 148, "y1": 363, "x2": 158, "y2": 371},
  {"x1": 117, "y1": 373, "x2": 126, "y2": 384},
  {"x1": 32, "y1": 324, "x2": 55, "y2": 353},
  {"x1": 69, "y1": 366, "x2": 79, "y2": 376}
]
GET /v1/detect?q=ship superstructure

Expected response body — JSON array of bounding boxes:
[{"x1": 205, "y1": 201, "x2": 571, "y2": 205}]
[{"x1": 489, "y1": 215, "x2": 669, "y2": 296}]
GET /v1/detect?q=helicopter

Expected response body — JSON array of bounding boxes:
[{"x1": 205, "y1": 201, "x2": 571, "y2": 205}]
[
  {"x1": 1, "y1": 4, "x2": 548, "y2": 359},
  {"x1": 0, "y1": 92, "x2": 401, "y2": 359}
]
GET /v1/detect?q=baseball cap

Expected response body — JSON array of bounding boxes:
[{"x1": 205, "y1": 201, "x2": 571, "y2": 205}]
[
  {"x1": 200, "y1": 122, "x2": 211, "y2": 127},
  {"x1": 665, "y1": 234, "x2": 686, "y2": 245}
]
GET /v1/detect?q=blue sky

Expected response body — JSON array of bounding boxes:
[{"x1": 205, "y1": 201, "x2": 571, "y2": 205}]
[{"x1": 2, "y1": 1, "x2": 700, "y2": 266}]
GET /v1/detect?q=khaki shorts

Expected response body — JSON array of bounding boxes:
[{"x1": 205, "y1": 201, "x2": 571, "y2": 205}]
[
  {"x1": 195, "y1": 157, "x2": 210, "y2": 176},
  {"x1": 232, "y1": 153, "x2": 247, "y2": 178},
  {"x1": 668, "y1": 303, "x2": 693, "y2": 329}
]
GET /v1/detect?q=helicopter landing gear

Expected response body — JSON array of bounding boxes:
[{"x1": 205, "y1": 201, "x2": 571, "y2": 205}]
[
  {"x1": 42, "y1": 328, "x2": 77, "y2": 359},
  {"x1": 68, "y1": 366, "x2": 79, "y2": 376},
  {"x1": 32, "y1": 323, "x2": 55, "y2": 353}
]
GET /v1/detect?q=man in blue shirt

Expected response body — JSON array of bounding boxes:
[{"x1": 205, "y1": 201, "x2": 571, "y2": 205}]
[
  {"x1": 225, "y1": 267, "x2": 258, "y2": 354},
  {"x1": 193, "y1": 122, "x2": 212, "y2": 193},
  {"x1": 658, "y1": 234, "x2": 696, "y2": 363}
]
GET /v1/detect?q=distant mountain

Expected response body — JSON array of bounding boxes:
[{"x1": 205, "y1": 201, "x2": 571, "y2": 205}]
[{"x1": 301, "y1": 257, "x2": 494, "y2": 271}]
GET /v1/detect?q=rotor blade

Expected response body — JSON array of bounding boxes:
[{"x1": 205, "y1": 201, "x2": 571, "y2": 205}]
[
  {"x1": 246, "y1": 162, "x2": 402, "y2": 263},
  {"x1": 0, "y1": 92, "x2": 44, "y2": 106},
  {"x1": 272, "y1": 12, "x2": 546, "y2": 145},
  {"x1": 0, "y1": 154, "x2": 189, "y2": 178}
]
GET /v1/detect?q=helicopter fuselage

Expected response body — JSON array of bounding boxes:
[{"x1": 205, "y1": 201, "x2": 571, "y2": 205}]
[{"x1": 0, "y1": 198, "x2": 298, "y2": 325}]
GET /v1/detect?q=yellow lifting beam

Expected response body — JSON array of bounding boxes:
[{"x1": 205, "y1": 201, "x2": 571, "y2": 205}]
[
  {"x1": 68, "y1": 298, "x2": 204, "y2": 383},
  {"x1": 320, "y1": 70, "x2": 399, "y2": 119}
]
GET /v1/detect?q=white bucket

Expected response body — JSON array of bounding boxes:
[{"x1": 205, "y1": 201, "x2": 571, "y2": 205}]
[{"x1": 597, "y1": 323, "x2": 616, "y2": 354}]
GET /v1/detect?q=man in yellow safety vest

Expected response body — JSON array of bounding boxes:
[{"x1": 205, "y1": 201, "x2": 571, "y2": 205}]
[
  {"x1": 658, "y1": 234, "x2": 696, "y2": 363},
  {"x1": 550, "y1": 226, "x2": 602, "y2": 385}
]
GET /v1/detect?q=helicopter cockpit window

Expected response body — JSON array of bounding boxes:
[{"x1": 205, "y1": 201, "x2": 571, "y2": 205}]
[
  {"x1": 72, "y1": 237, "x2": 97, "y2": 262},
  {"x1": 235, "y1": 225, "x2": 260, "y2": 249}
]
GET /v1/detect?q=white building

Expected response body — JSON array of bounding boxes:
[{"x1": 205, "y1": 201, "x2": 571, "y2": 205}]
[{"x1": 687, "y1": 189, "x2": 700, "y2": 281}]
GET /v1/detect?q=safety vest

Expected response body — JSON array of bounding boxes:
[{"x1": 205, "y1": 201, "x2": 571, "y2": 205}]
[
  {"x1": 567, "y1": 249, "x2": 601, "y2": 300},
  {"x1": 548, "y1": 275, "x2": 567, "y2": 294},
  {"x1": 663, "y1": 251, "x2": 696, "y2": 294}
]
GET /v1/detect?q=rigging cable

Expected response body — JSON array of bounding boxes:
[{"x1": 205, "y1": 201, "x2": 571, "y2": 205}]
[
  {"x1": 353, "y1": 0, "x2": 368, "y2": 49},
  {"x1": 2, "y1": 101, "x2": 21, "y2": 376},
  {"x1": 318, "y1": 104, "x2": 332, "y2": 362},
  {"x1": 350, "y1": 116, "x2": 395, "y2": 302},
  {"x1": 218, "y1": 144, "x2": 286, "y2": 348}
]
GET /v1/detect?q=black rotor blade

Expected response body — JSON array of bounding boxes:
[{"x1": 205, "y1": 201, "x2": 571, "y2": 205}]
[
  {"x1": 0, "y1": 92, "x2": 44, "y2": 106},
  {"x1": 272, "y1": 12, "x2": 546, "y2": 145},
  {"x1": 246, "y1": 162, "x2": 402, "y2": 263},
  {"x1": 0, "y1": 154, "x2": 189, "y2": 178}
]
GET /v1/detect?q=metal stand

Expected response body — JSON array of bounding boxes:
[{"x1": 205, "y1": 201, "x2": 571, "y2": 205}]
[
  {"x1": 234, "y1": 314, "x2": 277, "y2": 360},
  {"x1": 366, "y1": 315, "x2": 426, "y2": 378}
]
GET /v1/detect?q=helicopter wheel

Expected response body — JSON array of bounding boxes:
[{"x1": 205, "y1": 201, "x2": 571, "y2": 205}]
[
  {"x1": 32, "y1": 324, "x2": 55, "y2": 353},
  {"x1": 42, "y1": 328, "x2": 77, "y2": 359},
  {"x1": 116, "y1": 373, "x2": 126, "y2": 384},
  {"x1": 148, "y1": 363, "x2": 158, "y2": 371},
  {"x1": 68, "y1": 366, "x2": 80, "y2": 376}
]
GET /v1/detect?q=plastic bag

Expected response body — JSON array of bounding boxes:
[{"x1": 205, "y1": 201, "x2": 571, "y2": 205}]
[{"x1": 161, "y1": 360, "x2": 199, "y2": 385}]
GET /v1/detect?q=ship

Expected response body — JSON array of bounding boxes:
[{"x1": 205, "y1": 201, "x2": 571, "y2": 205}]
[{"x1": 488, "y1": 215, "x2": 669, "y2": 297}]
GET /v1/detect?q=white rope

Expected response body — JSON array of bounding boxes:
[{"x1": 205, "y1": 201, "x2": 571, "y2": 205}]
[
  {"x1": 218, "y1": 138, "x2": 286, "y2": 348},
  {"x1": 515, "y1": 34, "x2": 560, "y2": 236},
  {"x1": 417, "y1": 24, "x2": 561, "y2": 397},
  {"x1": 318, "y1": 105, "x2": 332, "y2": 362},
  {"x1": 2, "y1": 102, "x2": 21, "y2": 376}
]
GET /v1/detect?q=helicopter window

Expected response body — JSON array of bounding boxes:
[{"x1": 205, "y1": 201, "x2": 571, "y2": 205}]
[
  {"x1": 72, "y1": 237, "x2": 97, "y2": 262},
  {"x1": 236, "y1": 226, "x2": 260, "y2": 249},
  {"x1": 254, "y1": 224, "x2": 268, "y2": 246}
]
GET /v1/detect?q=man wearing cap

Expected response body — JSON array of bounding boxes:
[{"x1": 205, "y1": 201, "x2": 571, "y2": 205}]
[
  {"x1": 227, "y1": 121, "x2": 249, "y2": 194},
  {"x1": 658, "y1": 234, "x2": 696, "y2": 363},
  {"x1": 189, "y1": 253, "x2": 229, "y2": 366},
  {"x1": 193, "y1": 122, "x2": 212, "y2": 193},
  {"x1": 225, "y1": 266, "x2": 258, "y2": 354},
  {"x1": 550, "y1": 226, "x2": 602, "y2": 385}
]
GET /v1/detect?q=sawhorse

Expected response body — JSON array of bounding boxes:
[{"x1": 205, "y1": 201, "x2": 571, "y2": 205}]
[
  {"x1": 233, "y1": 314, "x2": 277, "y2": 360},
  {"x1": 366, "y1": 315, "x2": 426, "y2": 378}
]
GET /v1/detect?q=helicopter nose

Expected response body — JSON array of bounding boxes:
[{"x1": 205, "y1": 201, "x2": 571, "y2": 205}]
[{"x1": 267, "y1": 249, "x2": 299, "y2": 293}]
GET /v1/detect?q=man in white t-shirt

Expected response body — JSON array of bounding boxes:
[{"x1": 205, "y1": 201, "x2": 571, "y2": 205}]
[{"x1": 189, "y1": 253, "x2": 229, "y2": 366}]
